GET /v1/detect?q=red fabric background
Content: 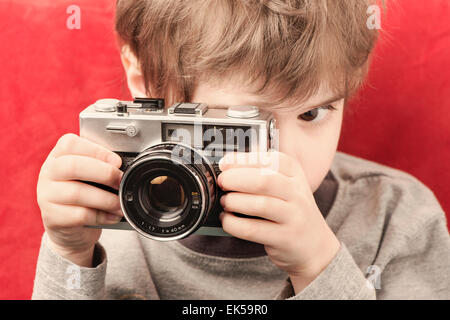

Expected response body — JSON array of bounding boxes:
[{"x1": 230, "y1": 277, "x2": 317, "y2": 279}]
[{"x1": 0, "y1": 0, "x2": 448, "y2": 299}]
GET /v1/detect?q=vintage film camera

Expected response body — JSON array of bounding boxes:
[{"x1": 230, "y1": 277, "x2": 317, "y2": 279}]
[{"x1": 79, "y1": 98, "x2": 277, "y2": 241}]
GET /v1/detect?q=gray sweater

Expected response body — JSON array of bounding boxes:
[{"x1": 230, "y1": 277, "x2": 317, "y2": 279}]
[{"x1": 32, "y1": 152, "x2": 450, "y2": 299}]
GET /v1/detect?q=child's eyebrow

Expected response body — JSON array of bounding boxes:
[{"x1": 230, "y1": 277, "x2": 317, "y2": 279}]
[
  {"x1": 243, "y1": 95, "x2": 344, "y2": 112},
  {"x1": 310, "y1": 95, "x2": 345, "y2": 108}
]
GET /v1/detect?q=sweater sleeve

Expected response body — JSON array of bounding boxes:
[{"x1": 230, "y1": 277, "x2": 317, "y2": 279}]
[
  {"x1": 275, "y1": 242, "x2": 376, "y2": 300},
  {"x1": 375, "y1": 211, "x2": 450, "y2": 299},
  {"x1": 275, "y1": 185, "x2": 450, "y2": 300},
  {"x1": 32, "y1": 232, "x2": 107, "y2": 300}
]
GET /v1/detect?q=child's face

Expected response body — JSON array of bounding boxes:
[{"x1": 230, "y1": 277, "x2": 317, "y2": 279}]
[
  {"x1": 192, "y1": 80, "x2": 345, "y2": 193},
  {"x1": 121, "y1": 48, "x2": 343, "y2": 192}
]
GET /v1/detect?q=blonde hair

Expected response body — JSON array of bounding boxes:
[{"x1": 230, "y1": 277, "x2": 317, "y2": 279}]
[{"x1": 115, "y1": 0, "x2": 380, "y2": 106}]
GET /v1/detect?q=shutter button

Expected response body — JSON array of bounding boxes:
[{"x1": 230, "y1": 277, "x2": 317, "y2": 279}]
[{"x1": 226, "y1": 105, "x2": 260, "y2": 118}]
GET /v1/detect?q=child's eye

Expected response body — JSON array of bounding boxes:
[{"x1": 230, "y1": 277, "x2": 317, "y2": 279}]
[{"x1": 297, "y1": 105, "x2": 337, "y2": 123}]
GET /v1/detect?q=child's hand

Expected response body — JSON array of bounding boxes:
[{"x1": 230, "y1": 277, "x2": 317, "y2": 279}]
[
  {"x1": 218, "y1": 151, "x2": 341, "y2": 293},
  {"x1": 36, "y1": 133, "x2": 124, "y2": 267}
]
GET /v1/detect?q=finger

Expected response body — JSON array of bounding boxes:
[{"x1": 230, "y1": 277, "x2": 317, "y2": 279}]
[
  {"x1": 43, "y1": 202, "x2": 123, "y2": 228},
  {"x1": 48, "y1": 155, "x2": 123, "y2": 190},
  {"x1": 46, "y1": 180, "x2": 123, "y2": 214},
  {"x1": 219, "y1": 211, "x2": 279, "y2": 245},
  {"x1": 50, "y1": 133, "x2": 122, "y2": 167},
  {"x1": 220, "y1": 192, "x2": 293, "y2": 224},
  {"x1": 219, "y1": 151, "x2": 302, "y2": 178},
  {"x1": 217, "y1": 167, "x2": 300, "y2": 201}
]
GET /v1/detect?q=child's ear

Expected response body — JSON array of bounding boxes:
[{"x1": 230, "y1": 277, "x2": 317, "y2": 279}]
[{"x1": 120, "y1": 45, "x2": 148, "y2": 98}]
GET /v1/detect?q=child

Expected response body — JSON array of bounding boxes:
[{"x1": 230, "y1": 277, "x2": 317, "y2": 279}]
[{"x1": 32, "y1": 0, "x2": 450, "y2": 299}]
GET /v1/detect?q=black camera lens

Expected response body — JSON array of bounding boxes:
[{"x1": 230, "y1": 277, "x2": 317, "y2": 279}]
[
  {"x1": 144, "y1": 175, "x2": 187, "y2": 220},
  {"x1": 119, "y1": 143, "x2": 216, "y2": 240}
]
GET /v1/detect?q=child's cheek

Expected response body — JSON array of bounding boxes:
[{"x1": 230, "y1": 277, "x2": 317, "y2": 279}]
[{"x1": 276, "y1": 114, "x2": 342, "y2": 193}]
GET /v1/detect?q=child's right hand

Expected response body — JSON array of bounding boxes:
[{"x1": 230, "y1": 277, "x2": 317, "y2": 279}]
[{"x1": 36, "y1": 133, "x2": 124, "y2": 267}]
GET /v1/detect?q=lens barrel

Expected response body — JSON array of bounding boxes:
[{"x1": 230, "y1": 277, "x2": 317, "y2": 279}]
[{"x1": 119, "y1": 143, "x2": 216, "y2": 240}]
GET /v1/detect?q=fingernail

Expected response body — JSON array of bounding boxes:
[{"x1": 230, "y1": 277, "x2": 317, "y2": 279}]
[
  {"x1": 220, "y1": 194, "x2": 226, "y2": 207},
  {"x1": 218, "y1": 153, "x2": 232, "y2": 170},
  {"x1": 218, "y1": 157, "x2": 226, "y2": 171},
  {"x1": 217, "y1": 174, "x2": 223, "y2": 188},
  {"x1": 107, "y1": 153, "x2": 122, "y2": 167},
  {"x1": 105, "y1": 214, "x2": 122, "y2": 223},
  {"x1": 113, "y1": 208, "x2": 123, "y2": 216}
]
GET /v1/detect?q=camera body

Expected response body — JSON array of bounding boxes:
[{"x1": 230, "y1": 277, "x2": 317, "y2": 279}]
[{"x1": 79, "y1": 98, "x2": 277, "y2": 241}]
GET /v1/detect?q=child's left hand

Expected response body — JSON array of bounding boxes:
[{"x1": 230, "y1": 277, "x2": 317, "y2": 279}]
[{"x1": 218, "y1": 151, "x2": 341, "y2": 293}]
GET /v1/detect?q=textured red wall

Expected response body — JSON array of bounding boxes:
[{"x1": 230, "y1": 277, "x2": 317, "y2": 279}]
[{"x1": 0, "y1": 0, "x2": 448, "y2": 299}]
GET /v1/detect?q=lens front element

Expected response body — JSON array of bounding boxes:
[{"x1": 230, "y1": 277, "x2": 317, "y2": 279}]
[
  {"x1": 146, "y1": 175, "x2": 187, "y2": 219},
  {"x1": 119, "y1": 143, "x2": 216, "y2": 240}
]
